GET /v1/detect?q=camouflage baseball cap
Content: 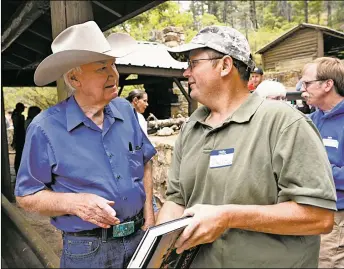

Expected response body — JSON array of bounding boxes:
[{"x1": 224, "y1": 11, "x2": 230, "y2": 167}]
[{"x1": 167, "y1": 25, "x2": 255, "y2": 69}]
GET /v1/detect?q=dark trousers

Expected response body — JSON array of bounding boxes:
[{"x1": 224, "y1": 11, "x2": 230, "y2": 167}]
[
  {"x1": 60, "y1": 228, "x2": 144, "y2": 268},
  {"x1": 14, "y1": 144, "x2": 24, "y2": 175}
]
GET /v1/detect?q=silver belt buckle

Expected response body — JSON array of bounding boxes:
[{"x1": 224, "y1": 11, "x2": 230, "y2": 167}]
[{"x1": 112, "y1": 221, "x2": 135, "y2": 238}]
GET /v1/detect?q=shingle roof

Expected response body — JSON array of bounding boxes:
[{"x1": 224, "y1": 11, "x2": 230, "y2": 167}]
[{"x1": 256, "y1": 23, "x2": 344, "y2": 54}]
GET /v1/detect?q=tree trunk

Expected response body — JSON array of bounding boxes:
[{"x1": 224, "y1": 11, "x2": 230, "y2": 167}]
[
  {"x1": 148, "y1": 118, "x2": 187, "y2": 129},
  {"x1": 327, "y1": 1, "x2": 332, "y2": 27},
  {"x1": 304, "y1": 0, "x2": 308, "y2": 23},
  {"x1": 223, "y1": 1, "x2": 228, "y2": 24},
  {"x1": 249, "y1": 0, "x2": 258, "y2": 30},
  {"x1": 287, "y1": 2, "x2": 292, "y2": 22},
  {"x1": 229, "y1": 1, "x2": 234, "y2": 27}
]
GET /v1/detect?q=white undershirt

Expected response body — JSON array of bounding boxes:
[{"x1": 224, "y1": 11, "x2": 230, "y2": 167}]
[{"x1": 137, "y1": 112, "x2": 148, "y2": 135}]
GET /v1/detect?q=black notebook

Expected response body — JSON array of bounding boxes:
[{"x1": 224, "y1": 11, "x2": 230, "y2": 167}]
[{"x1": 127, "y1": 217, "x2": 200, "y2": 268}]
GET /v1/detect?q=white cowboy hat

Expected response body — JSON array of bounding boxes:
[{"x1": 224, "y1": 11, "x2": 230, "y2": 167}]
[{"x1": 34, "y1": 21, "x2": 137, "y2": 86}]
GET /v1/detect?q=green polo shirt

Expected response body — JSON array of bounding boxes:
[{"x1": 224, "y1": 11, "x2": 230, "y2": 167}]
[{"x1": 166, "y1": 93, "x2": 336, "y2": 268}]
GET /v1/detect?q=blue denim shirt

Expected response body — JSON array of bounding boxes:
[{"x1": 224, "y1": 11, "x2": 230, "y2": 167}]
[{"x1": 15, "y1": 96, "x2": 156, "y2": 232}]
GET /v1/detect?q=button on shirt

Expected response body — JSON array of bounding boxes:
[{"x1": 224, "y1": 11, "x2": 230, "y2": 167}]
[{"x1": 15, "y1": 96, "x2": 156, "y2": 232}]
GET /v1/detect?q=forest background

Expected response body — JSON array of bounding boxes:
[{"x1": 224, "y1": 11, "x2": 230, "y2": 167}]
[{"x1": 4, "y1": 0, "x2": 344, "y2": 114}]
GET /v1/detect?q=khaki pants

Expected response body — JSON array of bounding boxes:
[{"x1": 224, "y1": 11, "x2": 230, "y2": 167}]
[{"x1": 319, "y1": 211, "x2": 344, "y2": 268}]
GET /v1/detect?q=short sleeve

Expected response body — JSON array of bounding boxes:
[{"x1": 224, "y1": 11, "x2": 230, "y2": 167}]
[
  {"x1": 165, "y1": 128, "x2": 185, "y2": 206},
  {"x1": 15, "y1": 123, "x2": 56, "y2": 197},
  {"x1": 141, "y1": 131, "x2": 157, "y2": 164},
  {"x1": 273, "y1": 118, "x2": 337, "y2": 210}
]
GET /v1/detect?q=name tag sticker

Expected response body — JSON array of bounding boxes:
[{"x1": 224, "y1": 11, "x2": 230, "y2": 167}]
[
  {"x1": 323, "y1": 137, "x2": 339, "y2": 149},
  {"x1": 209, "y1": 148, "x2": 234, "y2": 168}
]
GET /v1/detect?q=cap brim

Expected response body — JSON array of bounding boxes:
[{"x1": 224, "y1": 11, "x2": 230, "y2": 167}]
[{"x1": 167, "y1": 43, "x2": 207, "y2": 62}]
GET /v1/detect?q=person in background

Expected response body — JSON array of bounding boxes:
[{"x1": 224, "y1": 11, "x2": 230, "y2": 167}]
[
  {"x1": 126, "y1": 89, "x2": 160, "y2": 218},
  {"x1": 157, "y1": 25, "x2": 336, "y2": 268},
  {"x1": 248, "y1": 66, "x2": 264, "y2": 91},
  {"x1": 24, "y1": 106, "x2": 41, "y2": 132},
  {"x1": 295, "y1": 79, "x2": 316, "y2": 114},
  {"x1": 11, "y1": 102, "x2": 26, "y2": 175},
  {"x1": 255, "y1": 80, "x2": 287, "y2": 101},
  {"x1": 301, "y1": 57, "x2": 344, "y2": 268},
  {"x1": 126, "y1": 89, "x2": 149, "y2": 135}
]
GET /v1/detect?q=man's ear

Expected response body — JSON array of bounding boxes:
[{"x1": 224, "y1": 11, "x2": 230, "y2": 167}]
[
  {"x1": 324, "y1": 79, "x2": 334, "y2": 93},
  {"x1": 68, "y1": 71, "x2": 81, "y2": 88},
  {"x1": 221, "y1": 56, "x2": 233, "y2": 77}
]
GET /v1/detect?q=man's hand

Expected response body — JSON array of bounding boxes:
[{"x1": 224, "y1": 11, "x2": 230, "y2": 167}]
[
  {"x1": 72, "y1": 193, "x2": 120, "y2": 229},
  {"x1": 175, "y1": 204, "x2": 229, "y2": 254}
]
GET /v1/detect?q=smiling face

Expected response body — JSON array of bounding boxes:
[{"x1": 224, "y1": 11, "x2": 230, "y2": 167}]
[
  {"x1": 71, "y1": 59, "x2": 119, "y2": 106},
  {"x1": 183, "y1": 49, "x2": 222, "y2": 104}
]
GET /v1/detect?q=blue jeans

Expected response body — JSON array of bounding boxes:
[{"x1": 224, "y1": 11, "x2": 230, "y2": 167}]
[{"x1": 60, "y1": 229, "x2": 145, "y2": 268}]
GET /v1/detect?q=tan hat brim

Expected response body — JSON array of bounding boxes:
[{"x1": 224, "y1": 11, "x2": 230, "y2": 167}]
[
  {"x1": 167, "y1": 43, "x2": 207, "y2": 62},
  {"x1": 34, "y1": 33, "x2": 138, "y2": 86}
]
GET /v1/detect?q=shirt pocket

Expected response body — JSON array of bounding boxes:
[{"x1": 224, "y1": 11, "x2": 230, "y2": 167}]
[{"x1": 128, "y1": 148, "x2": 144, "y2": 182}]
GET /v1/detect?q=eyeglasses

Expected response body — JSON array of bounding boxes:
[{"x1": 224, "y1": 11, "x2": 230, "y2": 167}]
[
  {"x1": 187, "y1": 57, "x2": 223, "y2": 70},
  {"x1": 301, "y1": 79, "x2": 325, "y2": 89}
]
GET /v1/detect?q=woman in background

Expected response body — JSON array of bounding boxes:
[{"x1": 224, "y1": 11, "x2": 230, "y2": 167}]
[
  {"x1": 126, "y1": 89, "x2": 159, "y2": 219},
  {"x1": 25, "y1": 106, "x2": 41, "y2": 132}
]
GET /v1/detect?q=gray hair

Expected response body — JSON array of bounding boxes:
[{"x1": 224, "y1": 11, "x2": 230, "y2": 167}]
[{"x1": 63, "y1": 66, "x2": 82, "y2": 94}]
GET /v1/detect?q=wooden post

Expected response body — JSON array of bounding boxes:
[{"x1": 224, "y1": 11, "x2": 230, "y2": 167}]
[
  {"x1": 1, "y1": 88, "x2": 13, "y2": 201},
  {"x1": 317, "y1": 30, "x2": 324, "y2": 58},
  {"x1": 50, "y1": 0, "x2": 94, "y2": 102}
]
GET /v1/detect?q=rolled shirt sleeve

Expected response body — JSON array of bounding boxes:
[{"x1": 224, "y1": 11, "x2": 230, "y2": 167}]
[
  {"x1": 15, "y1": 123, "x2": 56, "y2": 197},
  {"x1": 273, "y1": 118, "x2": 337, "y2": 210}
]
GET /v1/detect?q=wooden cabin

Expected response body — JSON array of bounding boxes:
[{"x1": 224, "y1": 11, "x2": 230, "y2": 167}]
[{"x1": 256, "y1": 23, "x2": 344, "y2": 72}]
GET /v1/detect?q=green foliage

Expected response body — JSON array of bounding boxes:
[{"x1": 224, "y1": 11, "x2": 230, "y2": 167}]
[{"x1": 3, "y1": 87, "x2": 57, "y2": 112}]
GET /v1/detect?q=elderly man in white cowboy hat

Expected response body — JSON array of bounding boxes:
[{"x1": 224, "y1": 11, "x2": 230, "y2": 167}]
[{"x1": 14, "y1": 21, "x2": 156, "y2": 268}]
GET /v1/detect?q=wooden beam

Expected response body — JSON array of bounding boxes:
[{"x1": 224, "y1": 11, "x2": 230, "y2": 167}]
[
  {"x1": 317, "y1": 30, "x2": 324, "y2": 57},
  {"x1": 173, "y1": 78, "x2": 192, "y2": 103},
  {"x1": 92, "y1": 1, "x2": 122, "y2": 17},
  {"x1": 50, "y1": 0, "x2": 94, "y2": 102},
  {"x1": 1, "y1": 88, "x2": 13, "y2": 201},
  {"x1": 117, "y1": 65, "x2": 185, "y2": 78},
  {"x1": 121, "y1": 77, "x2": 167, "y2": 86},
  {"x1": 102, "y1": 1, "x2": 165, "y2": 31},
  {"x1": 15, "y1": 38, "x2": 48, "y2": 56},
  {"x1": 1, "y1": 1, "x2": 50, "y2": 52},
  {"x1": 12, "y1": 53, "x2": 32, "y2": 63}
]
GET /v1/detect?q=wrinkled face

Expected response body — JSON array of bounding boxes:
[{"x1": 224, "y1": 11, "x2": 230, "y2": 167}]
[
  {"x1": 251, "y1": 73, "x2": 263, "y2": 88},
  {"x1": 183, "y1": 49, "x2": 221, "y2": 104},
  {"x1": 74, "y1": 59, "x2": 119, "y2": 105},
  {"x1": 300, "y1": 64, "x2": 326, "y2": 107},
  {"x1": 133, "y1": 93, "x2": 148, "y2": 114}
]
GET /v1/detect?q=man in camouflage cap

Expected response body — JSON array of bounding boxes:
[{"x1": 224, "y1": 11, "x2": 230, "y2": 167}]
[{"x1": 156, "y1": 25, "x2": 336, "y2": 268}]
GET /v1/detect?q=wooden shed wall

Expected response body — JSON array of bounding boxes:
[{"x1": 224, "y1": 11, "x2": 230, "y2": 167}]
[{"x1": 262, "y1": 28, "x2": 318, "y2": 71}]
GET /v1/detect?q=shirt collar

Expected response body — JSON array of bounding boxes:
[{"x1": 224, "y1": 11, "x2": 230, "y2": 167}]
[
  {"x1": 66, "y1": 96, "x2": 124, "y2": 132},
  {"x1": 189, "y1": 93, "x2": 264, "y2": 124},
  {"x1": 66, "y1": 96, "x2": 87, "y2": 132},
  {"x1": 106, "y1": 100, "x2": 124, "y2": 121}
]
